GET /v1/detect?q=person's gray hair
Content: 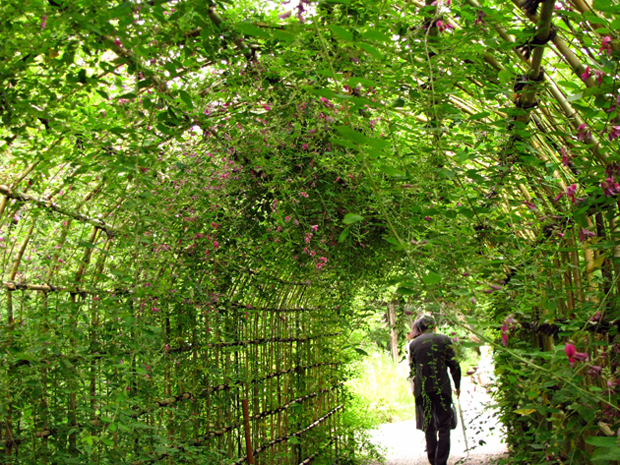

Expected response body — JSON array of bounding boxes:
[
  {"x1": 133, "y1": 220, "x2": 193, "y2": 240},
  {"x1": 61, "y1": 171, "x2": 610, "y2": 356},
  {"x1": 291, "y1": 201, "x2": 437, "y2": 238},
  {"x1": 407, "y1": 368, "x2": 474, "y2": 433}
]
[{"x1": 416, "y1": 315, "x2": 436, "y2": 332}]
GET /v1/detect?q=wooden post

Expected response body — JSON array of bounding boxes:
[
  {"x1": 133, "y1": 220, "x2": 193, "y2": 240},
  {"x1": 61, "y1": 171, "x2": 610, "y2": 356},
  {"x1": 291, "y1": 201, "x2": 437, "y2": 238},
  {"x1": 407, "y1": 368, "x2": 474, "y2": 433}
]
[
  {"x1": 241, "y1": 398, "x2": 255, "y2": 464},
  {"x1": 387, "y1": 300, "x2": 399, "y2": 362}
]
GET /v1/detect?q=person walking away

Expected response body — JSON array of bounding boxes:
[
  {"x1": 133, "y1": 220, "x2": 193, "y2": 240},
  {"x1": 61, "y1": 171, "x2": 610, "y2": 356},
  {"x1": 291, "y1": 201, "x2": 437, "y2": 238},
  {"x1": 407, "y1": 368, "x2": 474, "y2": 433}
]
[
  {"x1": 404, "y1": 319, "x2": 422, "y2": 395},
  {"x1": 408, "y1": 315, "x2": 461, "y2": 465}
]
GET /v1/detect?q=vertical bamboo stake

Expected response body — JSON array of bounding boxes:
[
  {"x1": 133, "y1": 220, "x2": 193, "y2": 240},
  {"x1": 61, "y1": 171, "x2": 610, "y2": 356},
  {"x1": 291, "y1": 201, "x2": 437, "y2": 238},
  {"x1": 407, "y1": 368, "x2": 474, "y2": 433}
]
[
  {"x1": 611, "y1": 217, "x2": 620, "y2": 296},
  {"x1": 241, "y1": 398, "x2": 255, "y2": 464}
]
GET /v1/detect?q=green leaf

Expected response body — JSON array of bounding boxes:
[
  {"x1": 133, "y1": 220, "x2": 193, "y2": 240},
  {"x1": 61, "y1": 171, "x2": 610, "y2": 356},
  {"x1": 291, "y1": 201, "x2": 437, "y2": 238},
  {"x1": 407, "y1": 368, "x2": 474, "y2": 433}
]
[
  {"x1": 343, "y1": 213, "x2": 364, "y2": 225},
  {"x1": 272, "y1": 30, "x2": 294, "y2": 42},
  {"x1": 422, "y1": 270, "x2": 442, "y2": 285},
  {"x1": 338, "y1": 226, "x2": 350, "y2": 242},
  {"x1": 334, "y1": 126, "x2": 367, "y2": 145},
  {"x1": 179, "y1": 90, "x2": 194, "y2": 109},
  {"x1": 380, "y1": 165, "x2": 405, "y2": 177},
  {"x1": 513, "y1": 408, "x2": 536, "y2": 415},
  {"x1": 593, "y1": 0, "x2": 620, "y2": 13},
  {"x1": 329, "y1": 137, "x2": 357, "y2": 150},
  {"x1": 586, "y1": 437, "x2": 620, "y2": 448},
  {"x1": 397, "y1": 286, "x2": 416, "y2": 295},
  {"x1": 361, "y1": 30, "x2": 391, "y2": 42},
  {"x1": 354, "y1": 348, "x2": 369, "y2": 356},
  {"x1": 355, "y1": 42, "x2": 383, "y2": 60},
  {"x1": 327, "y1": 25, "x2": 354, "y2": 42},
  {"x1": 566, "y1": 92, "x2": 584, "y2": 102},
  {"x1": 235, "y1": 22, "x2": 270, "y2": 38},
  {"x1": 469, "y1": 111, "x2": 491, "y2": 121}
]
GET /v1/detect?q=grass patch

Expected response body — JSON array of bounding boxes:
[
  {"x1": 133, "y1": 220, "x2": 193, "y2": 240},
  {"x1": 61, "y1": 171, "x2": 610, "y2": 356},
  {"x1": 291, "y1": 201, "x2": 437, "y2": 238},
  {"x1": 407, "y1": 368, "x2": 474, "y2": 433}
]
[{"x1": 347, "y1": 349, "x2": 416, "y2": 424}]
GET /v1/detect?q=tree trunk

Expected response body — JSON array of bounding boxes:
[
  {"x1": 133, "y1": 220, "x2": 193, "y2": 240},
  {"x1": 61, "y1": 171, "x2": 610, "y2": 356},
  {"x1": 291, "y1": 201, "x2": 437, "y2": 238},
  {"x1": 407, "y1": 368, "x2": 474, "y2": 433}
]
[{"x1": 387, "y1": 300, "x2": 399, "y2": 362}]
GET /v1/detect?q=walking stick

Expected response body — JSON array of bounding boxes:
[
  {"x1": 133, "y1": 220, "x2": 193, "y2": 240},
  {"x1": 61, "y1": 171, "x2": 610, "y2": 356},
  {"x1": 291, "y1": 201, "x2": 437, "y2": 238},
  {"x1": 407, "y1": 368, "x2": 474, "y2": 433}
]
[{"x1": 456, "y1": 396, "x2": 469, "y2": 456}]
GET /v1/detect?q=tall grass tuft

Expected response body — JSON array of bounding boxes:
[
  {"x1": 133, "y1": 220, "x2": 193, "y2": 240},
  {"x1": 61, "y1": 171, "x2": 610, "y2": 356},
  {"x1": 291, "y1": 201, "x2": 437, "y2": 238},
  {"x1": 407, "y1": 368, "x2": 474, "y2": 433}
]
[{"x1": 347, "y1": 349, "x2": 416, "y2": 424}]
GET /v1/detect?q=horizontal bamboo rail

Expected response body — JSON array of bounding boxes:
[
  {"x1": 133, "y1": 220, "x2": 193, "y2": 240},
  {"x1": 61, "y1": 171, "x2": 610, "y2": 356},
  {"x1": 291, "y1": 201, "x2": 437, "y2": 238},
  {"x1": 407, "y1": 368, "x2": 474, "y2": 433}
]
[
  {"x1": 230, "y1": 404, "x2": 345, "y2": 465},
  {"x1": 0, "y1": 185, "x2": 117, "y2": 237}
]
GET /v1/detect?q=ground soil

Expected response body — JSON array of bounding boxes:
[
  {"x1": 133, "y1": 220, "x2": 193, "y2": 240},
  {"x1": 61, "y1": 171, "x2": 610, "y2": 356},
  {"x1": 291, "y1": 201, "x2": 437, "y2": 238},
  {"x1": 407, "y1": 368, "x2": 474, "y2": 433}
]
[{"x1": 370, "y1": 378, "x2": 507, "y2": 465}]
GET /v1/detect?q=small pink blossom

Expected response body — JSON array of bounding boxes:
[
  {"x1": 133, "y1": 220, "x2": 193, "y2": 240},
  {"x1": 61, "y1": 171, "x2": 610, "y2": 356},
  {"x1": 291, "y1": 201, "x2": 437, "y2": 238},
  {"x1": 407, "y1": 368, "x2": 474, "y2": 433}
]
[
  {"x1": 578, "y1": 228, "x2": 596, "y2": 242},
  {"x1": 300, "y1": 191, "x2": 309, "y2": 198},
  {"x1": 114, "y1": 38, "x2": 122, "y2": 47},
  {"x1": 41, "y1": 16, "x2": 47, "y2": 29},
  {"x1": 574, "y1": 352, "x2": 589, "y2": 362},
  {"x1": 580, "y1": 66, "x2": 591, "y2": 82},
  {"x1": 565, "y1": 343, "x2": 576, "y2": 367},
  {"x1": 560, "y1": 147, "x2": 571, "y2": 166},
  {"x1": 310, "y1": 225, "x2": 318, "y2": 232},
  {"x1": 474, "y1": 10, "x2": 485, "y2": 26},
  {"x1": 595, "y1": 70, "x2": 604, "y2": 85},
  {"x1": 319, "y1": 97, "x2": 334, "y2": 108},
  {"x1": 600, "y1": 36, "x2": 612, "y2": 56},
  {"x1": 577, "y1": 123, "x2": 591, "y2": 142}
]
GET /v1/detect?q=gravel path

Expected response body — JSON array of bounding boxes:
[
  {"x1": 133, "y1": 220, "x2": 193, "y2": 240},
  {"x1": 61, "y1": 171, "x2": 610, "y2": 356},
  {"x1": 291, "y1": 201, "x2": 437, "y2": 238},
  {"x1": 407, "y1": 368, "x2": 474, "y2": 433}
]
[{"x1": 369, "y1": 379, "x2": 507, "y2": 465}]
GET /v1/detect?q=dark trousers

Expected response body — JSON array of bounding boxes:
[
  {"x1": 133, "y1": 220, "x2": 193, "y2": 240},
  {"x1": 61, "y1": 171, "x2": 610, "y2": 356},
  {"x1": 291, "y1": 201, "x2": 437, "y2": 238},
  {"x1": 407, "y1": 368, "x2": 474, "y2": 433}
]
[{"x1": 416, "y1": 392, "x2": 452, "y2": 465}]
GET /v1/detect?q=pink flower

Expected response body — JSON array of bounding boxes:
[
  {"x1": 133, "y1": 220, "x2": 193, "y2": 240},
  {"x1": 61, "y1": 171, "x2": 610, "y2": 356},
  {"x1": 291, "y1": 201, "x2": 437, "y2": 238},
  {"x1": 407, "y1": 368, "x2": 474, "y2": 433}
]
[
  {"x1": 114, "y1": 38, "x2": 122, "y2": 47},
  {"x1": 601, "y1": 176, "x2": 620, "y2": 197},
  {"x1": 213, "y1": 240, "x2": 219, "y2": 249},
  {"x1": 595, "y1": 70, "x2": 604, "y2": 85},
  {"x1": 471, "y1": 297, "x2": 476, "y2": 305},
  {"x1": 279, "y1": 11, "x2": 292, "y2": 19},
  {"x1": 560, "y1": 147, "x2": 571, "y2": 166},
  {"x1": 41, "y1": 16, "x2": 47, "y2": 29},
  {"x1": 300, "y1": 191, "x2": 309, "y2": 198},
  {"x1": 574, "y1": 352, "x2": 589, "y2": 362},
  {"x1": 600, "y1": 36, "x2": 612, "y2": 56},
  {"x1": 577, "y1": 123, "x2": 591, "y2": 142},
  {"x1": 308, "y1": 128, "x2": 317, "y2": 134},
  {"x1": 310, "y1": 225, "x2": 318, "y2": 232},
  {"x1": 474, "y1": 10, "x2": 485, "y2": 26},
  {"x1": 524, "y1": 201, "x2": 537, "y2": 210},
  {"x1": 608, "y1": 126, "x2": 620, "y2": 142},
  {"x1": 152, "y1": 307, "x2": 158, "y2": 313},
  {"x1": 302, "y1": 143, "x2": 308, "y2": 150},
  {"x1": 578, "y1": 228, "x2": 596, "y2": 242},
  {"x1": 261, "y1": 104, "x2": 271, "y2": 111},
  {"x1": 319, "y1": 97, "x2": 334, "y2": 108},
  {"x1": 424, "y1": 216, "x2": 432, "y2": 221},
  {"x1": 565, "y1": 343, "x2": 576, "y2": 367},
  {"x1": 580, "y1": 66, "x2": 591, "y2": 82},
  {"x1": 435, "y1": 20, "x2": 454, "y2": 32}
]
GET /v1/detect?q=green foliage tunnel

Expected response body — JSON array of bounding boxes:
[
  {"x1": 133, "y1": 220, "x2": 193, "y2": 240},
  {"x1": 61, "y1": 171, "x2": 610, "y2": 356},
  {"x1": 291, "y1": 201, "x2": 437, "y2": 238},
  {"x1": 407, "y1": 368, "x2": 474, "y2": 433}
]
[{"x1": 1, "y1": 0, "x2": 620, "y2": 463}]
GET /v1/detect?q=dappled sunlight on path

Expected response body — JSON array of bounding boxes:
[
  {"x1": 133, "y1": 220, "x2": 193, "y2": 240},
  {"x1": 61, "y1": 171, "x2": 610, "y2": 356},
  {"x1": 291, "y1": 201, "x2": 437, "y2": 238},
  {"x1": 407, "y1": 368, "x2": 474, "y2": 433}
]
[{"x1": 370, "y1": 378, "x2": 507, "y2": 465}]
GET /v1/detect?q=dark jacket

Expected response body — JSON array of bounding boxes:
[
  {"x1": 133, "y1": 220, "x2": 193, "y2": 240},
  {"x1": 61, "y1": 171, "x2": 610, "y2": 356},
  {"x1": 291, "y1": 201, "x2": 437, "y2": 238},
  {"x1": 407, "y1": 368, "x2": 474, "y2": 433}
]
[{"x1": 408, "y1": 332, "x2": 461, "y2": 399}]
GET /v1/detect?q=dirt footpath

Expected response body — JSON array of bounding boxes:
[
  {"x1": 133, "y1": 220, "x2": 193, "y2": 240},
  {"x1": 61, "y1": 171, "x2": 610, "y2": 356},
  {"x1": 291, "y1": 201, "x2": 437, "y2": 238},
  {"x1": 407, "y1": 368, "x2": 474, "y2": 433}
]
[{"x1": 370, "y1": 378, "x2": 507, "y2": 465}]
